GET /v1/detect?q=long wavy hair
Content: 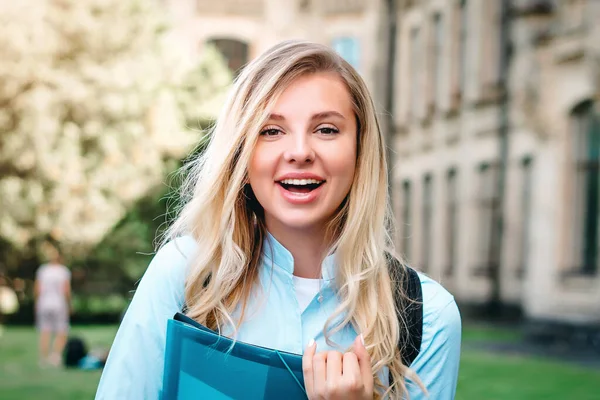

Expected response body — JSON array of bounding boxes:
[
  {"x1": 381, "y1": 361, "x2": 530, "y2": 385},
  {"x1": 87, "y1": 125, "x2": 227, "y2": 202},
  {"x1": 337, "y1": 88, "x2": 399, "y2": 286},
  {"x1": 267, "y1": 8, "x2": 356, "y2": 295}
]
[{"x1": 165, "y1": 40, "x2": 420, "y2": 399}]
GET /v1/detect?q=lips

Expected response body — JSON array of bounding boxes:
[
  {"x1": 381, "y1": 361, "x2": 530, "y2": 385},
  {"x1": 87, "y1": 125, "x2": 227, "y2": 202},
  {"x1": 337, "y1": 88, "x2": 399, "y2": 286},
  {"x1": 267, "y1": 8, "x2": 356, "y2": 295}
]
[{"x1": 275, "y1": 174, "x2": 326, "y2": 204}]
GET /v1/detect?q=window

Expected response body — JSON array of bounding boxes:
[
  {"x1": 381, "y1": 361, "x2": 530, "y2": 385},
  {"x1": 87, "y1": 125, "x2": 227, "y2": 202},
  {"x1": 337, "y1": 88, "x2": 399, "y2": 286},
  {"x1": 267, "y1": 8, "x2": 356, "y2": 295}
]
[
  {"x1": 446, "y1": 169, "x2": 458, "y2": 275},
  {"x1": 331, "y1": 37, "x2": 360, "y2": 70},
  {"x1": 459, "y1": 0, "x2": 468, "y2": 97},
  {"x1": 410, "y1": 27, "x2": 421, "y2": 119},
  {"x1": 422, "y1": 174, "x2": 433, "y2": 272},
  {"x1": 479, "y1": 0, "x2": 501, "y2": 96},
  {"x1": 401, "y1": 181, "x2": 412, "y2": 260},
  {"x1": 475, "y1": 163, "x2": 498, "y2": 275},
  {"x1": 207, "y1": 38, "x2": 249, "y2": 76},
  {"x1": 517, "y1": 157, "x2": 533, "y2": 277},
  {"x1": 432, "y1": 13, "x2": 444, "y2": 110},
  {"x1": 571, "y1": 100, "x2": 600, "y2": 275}
]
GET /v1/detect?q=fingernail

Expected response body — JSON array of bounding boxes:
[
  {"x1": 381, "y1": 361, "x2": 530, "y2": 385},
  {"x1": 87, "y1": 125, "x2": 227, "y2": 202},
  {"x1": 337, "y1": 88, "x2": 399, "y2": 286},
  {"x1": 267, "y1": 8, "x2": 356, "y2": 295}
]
[
  {"x1": 308, "y1": 338, "x2": 315, "y2": 347},
  {"x1": 360, "y1": 334, "x2": 365, "y2": 346}
]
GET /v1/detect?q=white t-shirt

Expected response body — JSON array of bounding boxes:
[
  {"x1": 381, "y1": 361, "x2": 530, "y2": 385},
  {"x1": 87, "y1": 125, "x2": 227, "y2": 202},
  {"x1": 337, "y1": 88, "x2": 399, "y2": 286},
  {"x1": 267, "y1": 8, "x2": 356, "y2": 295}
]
[
  {"x1": 293, "y1": 275, "x2": 322, "y2": 313},
  {"x1": 36, "y1": 263, "x2": 71, "y2": 311}
]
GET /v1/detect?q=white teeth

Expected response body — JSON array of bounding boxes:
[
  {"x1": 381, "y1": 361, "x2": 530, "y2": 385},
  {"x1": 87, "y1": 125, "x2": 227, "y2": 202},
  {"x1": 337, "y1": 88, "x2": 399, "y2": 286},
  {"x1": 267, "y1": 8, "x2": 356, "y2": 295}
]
[{"x1": 280, "y1": 178, "x2": 323, "y2": 185}]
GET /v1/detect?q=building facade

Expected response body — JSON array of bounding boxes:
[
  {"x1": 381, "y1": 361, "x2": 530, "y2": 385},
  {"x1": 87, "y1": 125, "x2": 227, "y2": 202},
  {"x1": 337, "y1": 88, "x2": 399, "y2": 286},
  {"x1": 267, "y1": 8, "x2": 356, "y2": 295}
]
[
  {"x1": 392, "y1": 0, "x2": 600, "y2": 325},
  {"x1": 164, "y1": 0, "x2": 600, "y2": 325},
  {"x1": 165, "y1": 0, "x2": 387, "y2": 96}
]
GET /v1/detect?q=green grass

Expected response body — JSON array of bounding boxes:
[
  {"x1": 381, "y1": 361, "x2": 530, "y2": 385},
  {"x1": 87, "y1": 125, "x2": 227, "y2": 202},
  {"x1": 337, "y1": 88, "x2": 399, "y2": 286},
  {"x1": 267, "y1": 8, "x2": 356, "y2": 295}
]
[
  {"x1": 0, "y1": 325, "x2": 117, "y2": 400},
  {"x1": 458, "y1": 325, "x2": 599, "y2": 399},
  {"x1": 0, "y1": 324, "x2": 598, "y2": 399},
  {"x1": 458, "y1": 350, "x2": 600, "y2": 400}
]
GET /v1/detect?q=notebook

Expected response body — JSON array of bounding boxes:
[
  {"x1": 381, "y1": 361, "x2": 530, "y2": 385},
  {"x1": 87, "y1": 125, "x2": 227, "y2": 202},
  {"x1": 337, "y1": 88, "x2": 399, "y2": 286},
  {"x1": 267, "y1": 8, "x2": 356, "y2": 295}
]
[{"x1": 161, "y1": 313, "x2": 307, "y2": 400}]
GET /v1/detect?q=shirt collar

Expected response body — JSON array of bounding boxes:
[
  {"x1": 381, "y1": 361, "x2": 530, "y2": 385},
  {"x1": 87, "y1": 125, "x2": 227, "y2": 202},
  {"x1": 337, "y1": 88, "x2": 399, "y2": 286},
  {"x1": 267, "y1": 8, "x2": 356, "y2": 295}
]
[{"x1": 262, "y1": 232, "x2": 337, "y2": 281}]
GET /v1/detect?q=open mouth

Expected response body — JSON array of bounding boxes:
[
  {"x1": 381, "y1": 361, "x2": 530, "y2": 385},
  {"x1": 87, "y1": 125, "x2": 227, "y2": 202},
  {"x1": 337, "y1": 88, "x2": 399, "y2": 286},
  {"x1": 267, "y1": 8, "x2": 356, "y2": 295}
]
[{"x1": 277, "y1": 178, "x2": 325, "y2": 194}]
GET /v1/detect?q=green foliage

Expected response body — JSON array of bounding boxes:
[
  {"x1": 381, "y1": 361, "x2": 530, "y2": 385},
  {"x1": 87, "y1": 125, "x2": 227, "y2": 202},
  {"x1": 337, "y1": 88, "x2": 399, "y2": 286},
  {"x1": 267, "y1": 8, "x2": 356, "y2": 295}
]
[
  {"x1": 72, "y1": 294, "x2": 128, "y2": 315},
  {"x1": 461, "y1": 323, "x2": 523, "y2": 343},
  {"x1": 70, "y1": 179, "x2": 177, "y2": 301}
]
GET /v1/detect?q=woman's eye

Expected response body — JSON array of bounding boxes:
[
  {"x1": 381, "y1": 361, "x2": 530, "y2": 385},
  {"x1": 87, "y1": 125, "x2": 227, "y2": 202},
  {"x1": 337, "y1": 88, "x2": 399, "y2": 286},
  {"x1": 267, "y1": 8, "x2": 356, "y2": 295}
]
[
  {"x1": 260, "y1": 128, "x2": 282, "y2": 136},
  {"x1": 317, "y1": 126, "x2": 339, "y2": 135}
]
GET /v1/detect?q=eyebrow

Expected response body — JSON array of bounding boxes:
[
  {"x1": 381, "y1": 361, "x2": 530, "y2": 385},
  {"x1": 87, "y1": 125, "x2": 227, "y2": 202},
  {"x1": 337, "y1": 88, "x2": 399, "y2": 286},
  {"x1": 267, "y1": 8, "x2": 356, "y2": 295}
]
[{"x1": 267, "y1": 111, "x2": 346, "y2": 121}]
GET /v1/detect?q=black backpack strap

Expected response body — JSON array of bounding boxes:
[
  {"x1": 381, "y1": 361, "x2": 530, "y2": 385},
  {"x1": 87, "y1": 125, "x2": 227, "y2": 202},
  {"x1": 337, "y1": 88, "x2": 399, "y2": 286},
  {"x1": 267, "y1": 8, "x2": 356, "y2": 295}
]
[{"x1": 387, "y1": 254, "x2": 423, "y2": 367}]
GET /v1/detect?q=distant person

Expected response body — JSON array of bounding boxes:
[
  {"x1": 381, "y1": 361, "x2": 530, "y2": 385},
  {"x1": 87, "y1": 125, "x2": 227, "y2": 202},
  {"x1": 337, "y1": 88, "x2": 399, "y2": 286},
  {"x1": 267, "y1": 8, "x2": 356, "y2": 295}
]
[
  {"x1": 34, "y1": 252, "x2": 72, "y2": 367},
  {"x1": 96, "y1": 41, "x2": 461, "y2": 399}
]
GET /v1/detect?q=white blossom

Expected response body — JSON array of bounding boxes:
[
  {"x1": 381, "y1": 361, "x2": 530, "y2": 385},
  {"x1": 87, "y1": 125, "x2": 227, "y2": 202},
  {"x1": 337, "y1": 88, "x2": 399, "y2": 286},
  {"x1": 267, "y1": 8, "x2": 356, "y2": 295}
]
[{"x1": 0, "y1": 0, "x2": 232, "y2": 256}]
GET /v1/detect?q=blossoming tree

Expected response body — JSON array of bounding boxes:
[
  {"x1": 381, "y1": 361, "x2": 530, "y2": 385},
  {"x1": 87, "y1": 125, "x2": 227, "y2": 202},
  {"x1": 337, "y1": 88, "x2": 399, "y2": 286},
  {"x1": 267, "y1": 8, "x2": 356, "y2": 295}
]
[{"x1": 0, "y1": 0, "x2": 231, "y2": 269}]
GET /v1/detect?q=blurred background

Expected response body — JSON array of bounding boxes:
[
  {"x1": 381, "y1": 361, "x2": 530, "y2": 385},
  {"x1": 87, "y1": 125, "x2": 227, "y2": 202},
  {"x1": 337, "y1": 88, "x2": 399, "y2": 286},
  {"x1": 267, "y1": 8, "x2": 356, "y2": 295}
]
[{"x1": 0, "y1": 0, "x2": 599, "y2": 399}]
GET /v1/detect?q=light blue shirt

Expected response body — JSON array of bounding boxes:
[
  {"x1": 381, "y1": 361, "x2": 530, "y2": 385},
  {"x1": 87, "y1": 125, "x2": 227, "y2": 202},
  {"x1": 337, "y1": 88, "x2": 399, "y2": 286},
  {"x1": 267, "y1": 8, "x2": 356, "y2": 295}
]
[{"x1": 95, "y1": 235, "x2": 461, "y2": 399}]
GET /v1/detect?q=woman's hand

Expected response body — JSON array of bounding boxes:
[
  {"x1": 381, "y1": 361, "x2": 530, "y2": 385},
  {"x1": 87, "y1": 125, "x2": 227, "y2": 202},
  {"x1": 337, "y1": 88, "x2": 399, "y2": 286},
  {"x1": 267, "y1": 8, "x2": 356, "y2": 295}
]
[{"x1": 302, "y1": 335, "x2": 374, "y2": 400}]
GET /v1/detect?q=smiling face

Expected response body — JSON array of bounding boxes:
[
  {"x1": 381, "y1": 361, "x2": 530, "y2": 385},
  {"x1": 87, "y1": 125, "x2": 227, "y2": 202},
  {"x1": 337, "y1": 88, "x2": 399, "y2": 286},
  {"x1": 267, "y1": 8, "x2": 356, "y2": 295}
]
[{"x1": 248, "y1": 72, "x2": 358, "y2": 236}]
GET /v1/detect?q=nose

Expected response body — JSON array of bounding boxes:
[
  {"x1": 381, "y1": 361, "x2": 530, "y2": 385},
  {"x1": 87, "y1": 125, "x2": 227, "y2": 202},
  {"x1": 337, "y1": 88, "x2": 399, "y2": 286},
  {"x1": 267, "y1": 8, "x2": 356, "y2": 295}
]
[{"x1": 283, "y1": 133, "x2": 315, "y2": 164}]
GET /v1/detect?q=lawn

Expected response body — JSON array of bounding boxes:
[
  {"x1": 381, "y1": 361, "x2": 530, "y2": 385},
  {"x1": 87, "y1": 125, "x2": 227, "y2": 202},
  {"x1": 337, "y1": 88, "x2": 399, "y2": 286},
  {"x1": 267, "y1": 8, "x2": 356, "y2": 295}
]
[
  {"x1": 458, "y1": 350, "x2": 600, "y2": 400},
  {"x1": 0, "y1": 324, "x2": 598, "y2": 399},
  {"x1": 0, "y1": 325, "x2": 116, "y2": 400}
]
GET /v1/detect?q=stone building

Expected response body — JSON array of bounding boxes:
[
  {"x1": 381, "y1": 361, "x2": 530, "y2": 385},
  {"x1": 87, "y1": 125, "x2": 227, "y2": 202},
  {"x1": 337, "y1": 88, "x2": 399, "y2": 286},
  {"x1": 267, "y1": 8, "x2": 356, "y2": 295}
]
[
  {"x1": 392, "y1": 0, "x2": 600, "y2": 326},
  {"x1": 164, "y1": 0, "x2": 600, "y2": 326},
  {"x1": 164, "y1": 0, "x2": 386, "y2": 93}
]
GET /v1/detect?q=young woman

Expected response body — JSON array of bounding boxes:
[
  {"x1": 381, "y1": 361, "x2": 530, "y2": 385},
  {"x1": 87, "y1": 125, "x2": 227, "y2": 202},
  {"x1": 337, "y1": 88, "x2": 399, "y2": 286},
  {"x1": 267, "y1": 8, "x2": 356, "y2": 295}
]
[{"x1": 95, "y1": 40, "x2": 461, "y2": 399}]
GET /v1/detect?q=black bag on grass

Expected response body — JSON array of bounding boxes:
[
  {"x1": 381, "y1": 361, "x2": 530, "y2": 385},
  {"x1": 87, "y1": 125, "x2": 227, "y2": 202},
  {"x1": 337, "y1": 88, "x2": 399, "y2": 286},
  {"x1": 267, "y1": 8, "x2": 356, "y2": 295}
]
[{"x1": 63, "y1": 336, "x2": 88, "y2": 368}]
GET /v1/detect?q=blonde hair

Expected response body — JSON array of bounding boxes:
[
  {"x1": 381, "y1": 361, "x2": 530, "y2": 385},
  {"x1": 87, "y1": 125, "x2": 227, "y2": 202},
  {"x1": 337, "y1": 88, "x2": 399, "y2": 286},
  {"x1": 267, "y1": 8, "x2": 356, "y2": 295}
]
[{"x1": 166, "y1": 40, "x2": 420, "y2": 399}]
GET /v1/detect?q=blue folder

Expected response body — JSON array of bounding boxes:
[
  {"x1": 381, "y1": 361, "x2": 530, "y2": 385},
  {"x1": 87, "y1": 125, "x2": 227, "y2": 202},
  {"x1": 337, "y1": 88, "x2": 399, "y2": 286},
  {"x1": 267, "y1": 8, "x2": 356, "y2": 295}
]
[{"x1": 162, "y1": 313, "x2": 307, "y2": 400}]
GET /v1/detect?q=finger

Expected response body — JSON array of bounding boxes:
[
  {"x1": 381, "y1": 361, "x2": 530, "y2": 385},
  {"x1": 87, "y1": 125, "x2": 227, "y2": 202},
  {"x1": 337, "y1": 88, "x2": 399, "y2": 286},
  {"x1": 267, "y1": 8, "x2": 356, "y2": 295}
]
[
  {"x1": 313, "y1": 351, "x2": 328, "y2": 398},
  {"x1": 302, "y1": 339, "x2": 317, "y2": 397},
  {"x1": 353, "y1": 334, "x2": 374, "y2": 391},
  {"x1": 326, "y1": 351, "x2": 343, "y2": 386},
  {"x1": 342, "y1": 351, "x2": 360, "y2": 380},
  {"x1": 342, "y1": 352, "x2": 363, "y2": 393}
]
